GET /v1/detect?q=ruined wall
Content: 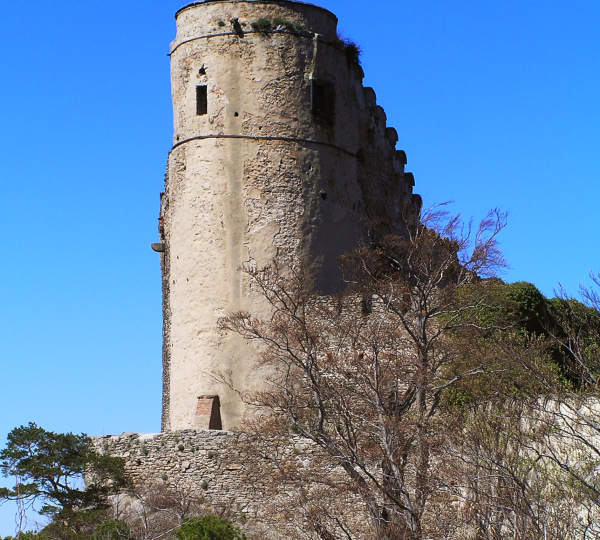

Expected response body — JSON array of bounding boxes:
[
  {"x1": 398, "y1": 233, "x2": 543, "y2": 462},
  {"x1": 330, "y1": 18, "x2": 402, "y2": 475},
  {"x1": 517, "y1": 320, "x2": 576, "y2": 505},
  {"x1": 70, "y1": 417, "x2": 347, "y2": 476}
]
[
  {"x1": 158, "y1": 0, "x2": 419, "y2": 431},
  {"x1": 93, "y1": 430, "x2": 368, "y2": 536},
  {"x1": 95, "y1": 430, "x2": 270, "y2": 513}
]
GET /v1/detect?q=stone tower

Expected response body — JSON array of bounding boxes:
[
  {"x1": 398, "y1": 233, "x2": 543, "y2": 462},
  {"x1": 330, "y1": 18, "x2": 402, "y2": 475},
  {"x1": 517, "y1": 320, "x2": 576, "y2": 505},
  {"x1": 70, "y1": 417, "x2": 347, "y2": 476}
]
[{"x1": 157, "y1": 0, "x2": 419, "y2": 432}]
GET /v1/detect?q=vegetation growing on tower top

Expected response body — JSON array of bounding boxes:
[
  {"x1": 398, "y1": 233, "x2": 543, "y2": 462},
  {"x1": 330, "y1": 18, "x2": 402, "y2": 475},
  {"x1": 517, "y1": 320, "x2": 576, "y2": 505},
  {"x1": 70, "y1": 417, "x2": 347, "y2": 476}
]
[
  {"x1": 250, "y1": 18, "x2": 302, "y2": 32},
  {"x1": 250, "y1": 18, "x2": 272, "y2": 31},
  {"x1": 342, "y1": 39, "x2": 362, "y2": 66}
]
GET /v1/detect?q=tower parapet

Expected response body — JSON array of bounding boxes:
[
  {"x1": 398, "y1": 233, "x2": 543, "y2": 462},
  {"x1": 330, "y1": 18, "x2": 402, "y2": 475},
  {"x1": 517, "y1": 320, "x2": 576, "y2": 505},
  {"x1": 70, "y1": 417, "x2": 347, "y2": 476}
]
[{"x1": 159, "y1": 0, "x2": 419, "y2": 431}]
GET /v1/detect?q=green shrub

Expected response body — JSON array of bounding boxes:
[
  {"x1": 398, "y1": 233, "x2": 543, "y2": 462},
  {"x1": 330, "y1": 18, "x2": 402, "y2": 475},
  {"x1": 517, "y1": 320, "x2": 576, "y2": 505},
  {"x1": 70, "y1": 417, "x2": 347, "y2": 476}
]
[
  {"x1": 3, "y1": 532, "x2": 39, "y2": 540},
  {"x1": 504, "y1": 281, "x2": 549, "y2": 335},
  {"x1": 343, "y1": 39, "x2": 362, "y2": 66},
  {"x1": 38, "y1": 509, "x2": 108, "y2": 540},
  {"x1": 453, "y1": 279, "x2": 549, "y2": 335},
  {"x1": 272, "y1": 17, "x2": 294, "y2": 30},
  {"x1": 174, "y1": 516, "x2": 247, "y2": 540},
  {"x1": 250, "y1": 18, "x2": 271, "y2": 31},
  {"x1": 93, "y1": 519, "x2": 132, "y2": 540},
  {"x1": 218, "y1": 20, "x2": 226, "y2": 27}
]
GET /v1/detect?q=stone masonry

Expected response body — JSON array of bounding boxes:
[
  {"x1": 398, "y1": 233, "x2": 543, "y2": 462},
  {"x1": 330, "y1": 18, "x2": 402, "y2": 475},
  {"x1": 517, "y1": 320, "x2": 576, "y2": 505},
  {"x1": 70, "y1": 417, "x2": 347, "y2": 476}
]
[
  {"x1": 95, "y1": 430, "x2": 266, "y2": 513},
  {"x1": 157, "y1": 0, "x2": 420, "y2": 432},
  {"x1": 93, "y1": 429, "x2": 363, "y2": 527},
  {"x1": 99, "y1": 3, "x2": 419, "y2": 535}
]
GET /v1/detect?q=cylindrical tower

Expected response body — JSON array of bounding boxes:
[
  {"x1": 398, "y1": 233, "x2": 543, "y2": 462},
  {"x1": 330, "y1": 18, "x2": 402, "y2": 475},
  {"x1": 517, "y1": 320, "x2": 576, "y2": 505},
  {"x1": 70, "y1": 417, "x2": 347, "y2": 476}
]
[{"x1": 159, "y1": 0, "x2": 416, "y2": 431}]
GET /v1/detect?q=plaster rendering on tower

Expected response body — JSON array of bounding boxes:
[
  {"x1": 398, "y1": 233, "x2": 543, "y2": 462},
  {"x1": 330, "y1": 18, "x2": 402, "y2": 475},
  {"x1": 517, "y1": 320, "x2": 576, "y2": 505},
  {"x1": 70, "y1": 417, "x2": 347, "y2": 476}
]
[{"x1": 155, "y1": 0, "x2": 419, "y2": 432}]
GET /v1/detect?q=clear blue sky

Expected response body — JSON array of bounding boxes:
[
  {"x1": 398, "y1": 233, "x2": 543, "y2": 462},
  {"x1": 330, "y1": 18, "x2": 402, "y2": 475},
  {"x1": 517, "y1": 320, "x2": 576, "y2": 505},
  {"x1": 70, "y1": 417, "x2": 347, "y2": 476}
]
[{"x1": 1, "y1": 0, "x2": 598, "y2": 534}]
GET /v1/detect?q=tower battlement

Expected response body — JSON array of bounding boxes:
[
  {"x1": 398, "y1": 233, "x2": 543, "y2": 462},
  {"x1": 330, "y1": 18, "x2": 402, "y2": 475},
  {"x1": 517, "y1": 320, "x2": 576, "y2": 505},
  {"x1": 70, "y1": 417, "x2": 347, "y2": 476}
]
[{"x1": 158, "y1": 0, "x2": 419, "y2": 431}]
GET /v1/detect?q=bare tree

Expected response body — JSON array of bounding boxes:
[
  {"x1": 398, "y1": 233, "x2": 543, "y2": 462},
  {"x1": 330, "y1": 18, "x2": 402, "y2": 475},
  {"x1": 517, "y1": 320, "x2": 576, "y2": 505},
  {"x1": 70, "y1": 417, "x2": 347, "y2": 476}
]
[{"x1": 219, "y1": 207, "x2": 515, "y2": 539}]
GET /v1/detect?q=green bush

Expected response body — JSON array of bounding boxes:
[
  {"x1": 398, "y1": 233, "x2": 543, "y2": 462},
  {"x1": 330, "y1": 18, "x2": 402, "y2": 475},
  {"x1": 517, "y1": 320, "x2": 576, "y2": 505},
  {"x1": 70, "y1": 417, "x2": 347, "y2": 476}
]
[
  {"x1": 3, "y1": 532, "x2": 39, "y2": 540},
  {"x1": 38, "y1": 509, "x2": 107, "y2": 540},
  {"x1": 93, "y1": 520, "x2": 132, "y2": 540},
  {"x1": 174, "y1": 516, "x2": 247, "y2": 540},
  {"x1": 452, "y1": 279, "x2": 550, "y2": 335},
  {"x1": 504, "y1": 281, "x2": 549, "y2": 335},
  {"x1": 250, "y1": 18, "x2": 271, "y2": 31},
  {"x1": 343, "y1": 40, "x2": 362, "y2": 66},
  {"x1": 272, "y1": 17, "x2": 293, "y2": 30}
]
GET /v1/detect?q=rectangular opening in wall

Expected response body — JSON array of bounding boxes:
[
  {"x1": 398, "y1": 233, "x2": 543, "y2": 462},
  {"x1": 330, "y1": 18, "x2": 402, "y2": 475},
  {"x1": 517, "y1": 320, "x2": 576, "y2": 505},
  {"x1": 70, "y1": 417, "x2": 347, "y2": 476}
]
[
  {"x1": 311, "y1": 79, "x2": 335, "y2": 125},
  {"x1": 196, "y1": 85, "x2": 208, "y2": 116}
]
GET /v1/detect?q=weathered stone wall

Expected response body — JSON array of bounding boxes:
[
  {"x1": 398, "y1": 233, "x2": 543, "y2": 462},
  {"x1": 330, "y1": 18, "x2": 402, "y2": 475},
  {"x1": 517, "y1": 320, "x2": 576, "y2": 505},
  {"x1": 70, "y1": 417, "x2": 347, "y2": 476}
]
[
  {"x1": 93, "y1": 430, "x2": 344, "y2": 516},
  {"x1": 95, "y1": 430, "x2": 263, "y2": 512},
  {"x1": 94, "y1": 429, "x2": 372, "y2": 537},
  {"x1": 158, "y1": 0, "x2": 420, "y2": 431}
]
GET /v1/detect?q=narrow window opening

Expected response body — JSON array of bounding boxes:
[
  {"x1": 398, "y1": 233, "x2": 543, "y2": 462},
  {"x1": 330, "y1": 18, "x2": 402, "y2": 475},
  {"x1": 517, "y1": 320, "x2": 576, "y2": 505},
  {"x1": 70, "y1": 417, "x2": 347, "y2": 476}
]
[
  {"x1": 311, "y1": 79, "x2": 335, "y2": 125},
  {"x1": 196, "y1": 85, "x2": 208, "y2": 116},
  {"x1": 320, "y1": 191, "x2": 328, "y2": 201}
]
